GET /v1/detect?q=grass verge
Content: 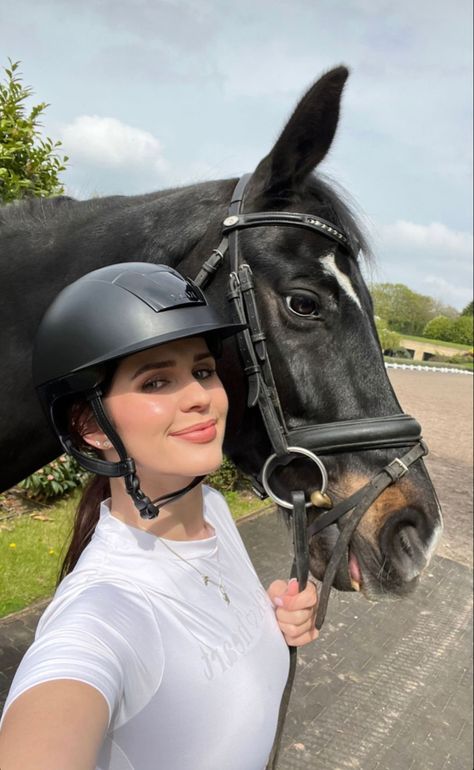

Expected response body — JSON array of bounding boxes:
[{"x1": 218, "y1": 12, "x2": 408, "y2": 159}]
[
  {"x1": 0, "y1": 487, "x2": 268, "y2": 619},
  {"x1": 400, "y1": 334, "x2": 471, "y2": 351},
  {"x1": 385, "y1": 357, "x2": 473, "y2": 371}
]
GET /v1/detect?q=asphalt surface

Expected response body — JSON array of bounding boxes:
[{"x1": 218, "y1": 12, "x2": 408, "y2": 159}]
[{"x1": 0, "y1": 370, "x2": 472, "y2": 769}]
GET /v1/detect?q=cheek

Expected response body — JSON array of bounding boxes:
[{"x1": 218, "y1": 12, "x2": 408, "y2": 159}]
[
  {"x1": 105, "y1": 394, "x2": 174, "y2": 434},
  {"x1": 213, "y1": 384, "x2": 229, "y2": 419}
]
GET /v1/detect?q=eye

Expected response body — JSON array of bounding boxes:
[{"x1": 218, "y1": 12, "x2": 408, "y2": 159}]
[
  {"x1": 194, "y1": 367, "x2": 216, "y2": 380},
  {"x1": 142, "y1": 377, "x2": 168, "y2": 392},
  {"x1": 285, "y1": 294, "x2": 321, "y2": 318}
]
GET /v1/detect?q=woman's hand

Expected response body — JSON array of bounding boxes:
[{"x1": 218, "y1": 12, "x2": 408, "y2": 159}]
[{"x1": 267, "y1": 578, "x2": 319, "y2": 647}]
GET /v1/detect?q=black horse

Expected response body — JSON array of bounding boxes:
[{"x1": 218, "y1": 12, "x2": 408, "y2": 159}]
[{"x1": 0, "y1": 66, "x2": 442, "y2": 599}]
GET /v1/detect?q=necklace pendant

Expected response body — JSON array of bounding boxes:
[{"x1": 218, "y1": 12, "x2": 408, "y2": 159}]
[{"x1": 220, "y1": 588, "x2": 231, "y2": 605}]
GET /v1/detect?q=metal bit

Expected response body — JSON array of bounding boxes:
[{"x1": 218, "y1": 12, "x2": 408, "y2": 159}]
[{"x1": 310, "y1": 490, "x2": 333, "y2": 509}]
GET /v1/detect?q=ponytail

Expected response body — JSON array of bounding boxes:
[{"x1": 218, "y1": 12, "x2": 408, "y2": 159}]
[{"x1": 57, "y1": 474, "x2": 110, "y2": 584}]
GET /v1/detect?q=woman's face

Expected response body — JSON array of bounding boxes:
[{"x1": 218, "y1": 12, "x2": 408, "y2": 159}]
[{"x1": 98, "y1": 336, "x2": 228, "y2": 485}]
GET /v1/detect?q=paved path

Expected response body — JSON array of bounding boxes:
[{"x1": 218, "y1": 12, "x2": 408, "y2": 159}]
[
  {"x1": 1, "y1": 370, "x2": 472, "y2": 769},
  {"x1": 241, "y1": 514, "x2": 472, "y2": 770}
]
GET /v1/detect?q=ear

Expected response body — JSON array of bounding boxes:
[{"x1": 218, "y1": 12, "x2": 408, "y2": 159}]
[
  {"x1": 70, "y1": 403, "x2": 110, "y2": 450},
  {"x1": 246, "y1": 66, "x2": 349, "y2": 206},
  {"x1": 82, "y1": 427, "x2": 111, "y2": 451}
]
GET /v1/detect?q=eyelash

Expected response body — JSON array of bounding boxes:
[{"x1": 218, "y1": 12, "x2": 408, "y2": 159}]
[{"x1": 141, "y1": 367, "x2": 217, "y2": 392}]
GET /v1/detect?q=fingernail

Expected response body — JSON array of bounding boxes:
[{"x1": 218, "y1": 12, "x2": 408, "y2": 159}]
[
  {"x1": 273, "y1": 597, "x2": 284, "y2": 607},
  {"x1": 288, "y1": 578, "x2": 298, "y2": 585}
]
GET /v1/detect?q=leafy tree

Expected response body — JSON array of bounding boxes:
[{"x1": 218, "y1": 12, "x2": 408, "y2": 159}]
[
  {"x1": 371, "y1": 283, "x2": 435, "y2": 336},
  {"x1": 423, "y1": 315, "x2": 473, "y2": 345},
  {"x1": 461, "y1": 300, "x2": 473, "y2": 317},
  {"x1": 423, "y1": 316, "x2": 455, "y2": 342},
  {"x1": 370, "y1": 283, "x2": 461, "y2": 336},
  {"x1": 374, "y1": 317, "x2": 401, "y2": 352},
  {"x1": 451, "y1": 315, "x2": 473, "y2": 345},
  {"x1": 0, "y1": 59, "x2": 68, "y2": 203},
  {"x1": 430, "y1": 298, "x2": 459, "y2": 320}
]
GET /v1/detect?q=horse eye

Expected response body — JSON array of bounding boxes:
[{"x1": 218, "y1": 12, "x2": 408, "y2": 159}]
[{"x1": 286, "y1": 294, "x2": 320, "y2": 318}]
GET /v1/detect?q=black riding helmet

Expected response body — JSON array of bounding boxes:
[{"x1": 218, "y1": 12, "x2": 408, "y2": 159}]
[{"x1": 33, "y1": 262, "x2": 246, "y2": 519}]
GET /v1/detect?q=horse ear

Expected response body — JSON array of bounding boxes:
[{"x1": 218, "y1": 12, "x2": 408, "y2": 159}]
[{"x1": 246, "y1": 66, "x2": 349, "y2": 205}]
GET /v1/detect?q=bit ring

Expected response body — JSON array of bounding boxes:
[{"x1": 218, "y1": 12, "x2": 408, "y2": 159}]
[{"x1": 261, "y1": 446, "x2": 328, "y2": 510}]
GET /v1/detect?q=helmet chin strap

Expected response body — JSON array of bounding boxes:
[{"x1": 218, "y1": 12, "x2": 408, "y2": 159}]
[{"x1": 67, "y1": 388, "x2": 206, "y2": 520}]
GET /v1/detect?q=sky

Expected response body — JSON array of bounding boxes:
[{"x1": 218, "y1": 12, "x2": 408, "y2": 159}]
[{"x1": 1, "y1": 0, "x2": 472, "y2": 309}]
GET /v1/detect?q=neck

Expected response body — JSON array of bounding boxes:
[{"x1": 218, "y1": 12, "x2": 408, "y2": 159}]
[{"x1": 108, "y1": 476, "x2": 212, "y2": 541}]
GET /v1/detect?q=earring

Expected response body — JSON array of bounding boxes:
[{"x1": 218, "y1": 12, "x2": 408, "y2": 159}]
[
  {"x1": 95, "y1": 440, "x2": 101, "y2": 447},
  {"x1": 103, "y1": 440, "x2": 112, "y2": 449}
]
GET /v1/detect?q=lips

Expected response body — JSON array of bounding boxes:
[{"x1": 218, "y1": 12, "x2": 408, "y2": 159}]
[
  {"x1": 170, "y1": 419, "x2": 217, "y2": 436},
  {"x1": 348, "y1": 550, "x2": 362, "y2": 592}
]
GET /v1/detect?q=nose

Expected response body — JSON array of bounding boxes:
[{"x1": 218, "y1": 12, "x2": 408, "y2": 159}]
[
  {"x1": 180, "y1": 378, "x2": 212, "y2": 411},
  {"x1": 378, "y1": 508, "x2": 440, "y2": 581}
]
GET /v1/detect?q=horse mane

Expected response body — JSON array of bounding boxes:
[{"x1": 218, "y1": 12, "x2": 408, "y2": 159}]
[
  {"x1": 306, "y1": 173, "x2": 373, "y2": 262},
  {"x1": 0, "y1": 174, "x2": 372, "y2": 263}
]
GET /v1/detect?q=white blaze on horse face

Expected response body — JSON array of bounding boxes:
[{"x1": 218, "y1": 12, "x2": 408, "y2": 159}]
[{"x1": 320, "y1": 253, "x2": 362, "y2": 310}]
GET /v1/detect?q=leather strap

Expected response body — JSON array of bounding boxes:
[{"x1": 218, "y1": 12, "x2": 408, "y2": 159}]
[
  {"x1": 315, "y1": 441, "x2": 428, "y2": 629},
  {"x1": 223, "y1": 211, "x2": 351, "y2": 252},
  {"x1": 288, "y1": 414, "x2": 422, "y2": 454}
]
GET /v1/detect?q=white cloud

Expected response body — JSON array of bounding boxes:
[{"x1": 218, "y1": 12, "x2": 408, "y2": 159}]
[
  {"x1": 373, "y1": 219, "x2": 473, "y2": 309},
  {"x1": 380, "y1": 220, "x2": 472, "y2": 258},
  {"x1": 61, "y1": 115, "x2": 167, "y2": 174},
  {"x1": 422, "y1": 275, "x2": 473, "y2": 302}
]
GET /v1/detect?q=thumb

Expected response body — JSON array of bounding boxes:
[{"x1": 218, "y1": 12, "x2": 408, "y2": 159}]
[{"x1": 267, "y1": 579, "x2": 290, "y2": 608}]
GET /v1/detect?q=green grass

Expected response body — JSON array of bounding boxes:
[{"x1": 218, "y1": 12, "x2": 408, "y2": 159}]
[
  {"x1": 400, "y1": 334, "x2": 472, "y2": 351},
  {"x1": 385, "y1": 357, "x2": 473, "y2": 371},
  {"x1": 0, "y1": 487, "x2": 268, "y2": 619},
  {"x1": 0, "y1": 492, "x2": 79, "y2": 617}
]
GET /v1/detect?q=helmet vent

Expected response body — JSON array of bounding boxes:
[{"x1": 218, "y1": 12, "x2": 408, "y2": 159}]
[{"x1": 113, "y1": 270, "x2": 205, "y2": 312}]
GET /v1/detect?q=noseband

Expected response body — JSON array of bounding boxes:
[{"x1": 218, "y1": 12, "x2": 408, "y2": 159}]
[{"x1": 193, "y1": 173, "x2": 428, "y2": 768}]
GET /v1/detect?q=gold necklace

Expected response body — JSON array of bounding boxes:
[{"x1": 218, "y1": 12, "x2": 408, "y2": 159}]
[{"x1": 157, "y1": 537, "x2": 231, "y2": 605}]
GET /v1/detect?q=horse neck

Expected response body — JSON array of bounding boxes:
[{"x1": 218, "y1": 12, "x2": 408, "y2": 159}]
[{"x1": 135, "y1": 178, "x2": 236, "y2": 272}]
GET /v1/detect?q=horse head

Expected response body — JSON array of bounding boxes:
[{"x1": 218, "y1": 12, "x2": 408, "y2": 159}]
[{"x1": 210, "y1": 67, "x2": 443, "y2": 600}]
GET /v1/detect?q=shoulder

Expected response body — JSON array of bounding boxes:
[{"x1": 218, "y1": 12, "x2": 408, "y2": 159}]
[
  {"x1": 202, "y1": 483, "x2": 229, "y2": 507},
  {"x1": 5, "y1": 579, "x2": 164, "y2": 729},
  {"x1": 202, "y1": 485, "x2": 235, "y2": 529},
  {"x1": 39, "y1": 577, "x2": 160, "y2": 651}
]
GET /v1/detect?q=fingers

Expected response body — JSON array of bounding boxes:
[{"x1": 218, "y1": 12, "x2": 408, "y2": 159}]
[
  {"x1": 268, "y1": 578, "x2": 320, "y2": 647},
  {"x1": 278, "y1": 622, "x2": 319, "y2": 647},
  {"x1": 278, "y1": 579, "x2": 318, "y2": 612},
  {"x1": 267, "y1": 580, "x2": 289, "y2": 606}
]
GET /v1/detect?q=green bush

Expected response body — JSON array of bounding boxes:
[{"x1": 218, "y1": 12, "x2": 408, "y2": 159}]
[
  {"x1": 374, "y1": 317, "x2": 401, "y2": 352},
  {"x1": 0, "y1": 59, "x2": 68, "y2": 203},
  {"x1": 451, "y1": 315, "x2": 473, "y2": 345},
  {"x1": 423, "y1": 315, "x2": 455, "y2": 342},
  {"x1": 19, "y1": 455, "x2": 90, "y2": 501},
  {"x1": 207, "y1": 456, "x2": 241, "y2": 492}
]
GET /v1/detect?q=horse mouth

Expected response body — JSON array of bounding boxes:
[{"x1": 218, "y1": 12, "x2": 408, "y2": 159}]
[{"x1": 348, "y1": 549, "x2": 362, "y2": 592}]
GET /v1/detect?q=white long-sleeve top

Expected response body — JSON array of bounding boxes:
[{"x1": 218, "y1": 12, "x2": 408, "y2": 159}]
[{"x1": 1, "y1": 486, "x2": 289, "y2": 770}]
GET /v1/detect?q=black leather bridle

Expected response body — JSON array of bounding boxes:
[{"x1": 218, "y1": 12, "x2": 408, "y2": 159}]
[{"x1": 193, "y1": 173, "x2": 429, "y2": 768}]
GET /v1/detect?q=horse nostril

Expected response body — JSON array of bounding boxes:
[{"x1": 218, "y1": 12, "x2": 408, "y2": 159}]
[
  {"x1": 379, "y1": 509, "x2": 431, "y2": 579},
  {"x1": 399, "y1": 529, "x2": 415, "y2": 559}
]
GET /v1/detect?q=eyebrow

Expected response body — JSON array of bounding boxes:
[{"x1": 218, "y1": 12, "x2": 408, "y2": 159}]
[{"x1": 131, "y1": 351, "x2": 214, "y2": 380}]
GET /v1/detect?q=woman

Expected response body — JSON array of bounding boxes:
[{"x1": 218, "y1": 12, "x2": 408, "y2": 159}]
[{"x1": 0, "y1": 262, "x2": 318, "y2": 770}]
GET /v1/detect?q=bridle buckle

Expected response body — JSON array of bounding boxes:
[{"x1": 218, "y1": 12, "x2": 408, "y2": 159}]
[{"x1": 387, "y1": 456, "x2": 409, "y2": 479}]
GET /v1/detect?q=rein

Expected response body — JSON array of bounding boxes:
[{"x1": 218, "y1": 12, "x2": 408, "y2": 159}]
[{"x1": 193, "y1": 173, "x2": 428, "y2": 769}]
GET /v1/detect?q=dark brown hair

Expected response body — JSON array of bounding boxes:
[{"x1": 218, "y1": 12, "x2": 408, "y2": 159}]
[
  {"x1": 56, "y1": 365, "x2": 117, "y2": 585},
  {"x1": 58, "y1": 473, "x2": 110, "y2": 583}
]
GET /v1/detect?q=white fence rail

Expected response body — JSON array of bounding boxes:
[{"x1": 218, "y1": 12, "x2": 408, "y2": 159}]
[{"x1": 385, "y1": 362, "x2": 473, "y2": 376}]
